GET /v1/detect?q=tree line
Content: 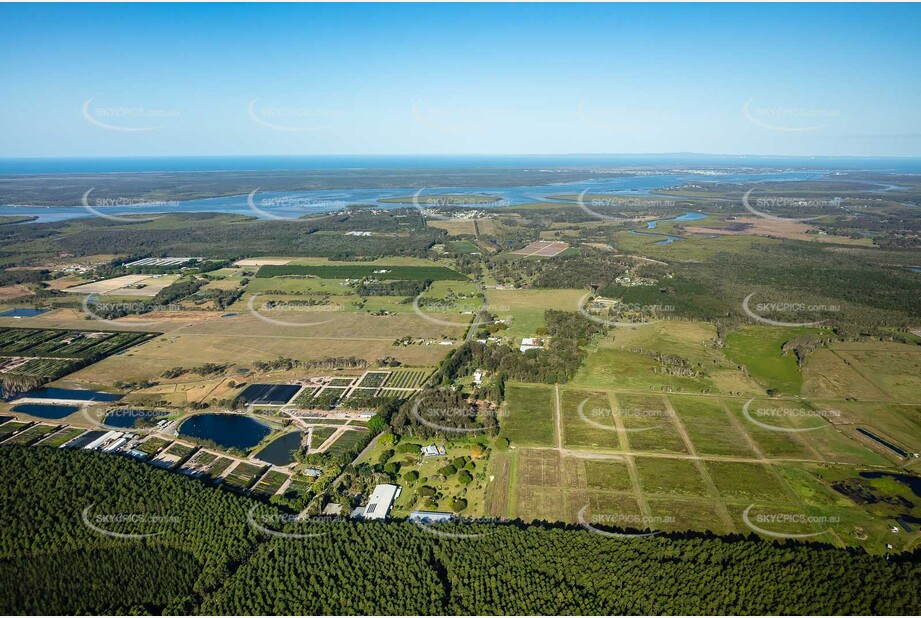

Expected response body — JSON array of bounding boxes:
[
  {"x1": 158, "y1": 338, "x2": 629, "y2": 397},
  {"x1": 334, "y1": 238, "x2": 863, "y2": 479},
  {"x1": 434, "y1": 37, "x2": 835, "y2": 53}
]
[{"x1": 2, "y1": 446, "x2": 919, "y2": 615}]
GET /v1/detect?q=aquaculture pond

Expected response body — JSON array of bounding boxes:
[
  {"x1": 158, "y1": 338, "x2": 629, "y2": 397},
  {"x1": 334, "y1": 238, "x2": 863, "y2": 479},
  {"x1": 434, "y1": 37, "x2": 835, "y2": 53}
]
[
  {"x1": 23, "y1": 388, "x2": 122, "y2": 402},
  {"x1": 256, "y1": 431, "x2": 305, "y2": 466},
  {"x1": 10, "y1": 403, "x2": 80, "y2": 419},
  {"x1": 179, "y1": 413, "x2": 271, "y2": 451},
  {"x1": 102, "y1": 408, "x2": 168, "y2": 429},
  {"x1": 0, "y1": 308, "x2": 49, "y2": 318},
  {"x1": 238, "y1": 383, "x2": 301, "y2": 405}
]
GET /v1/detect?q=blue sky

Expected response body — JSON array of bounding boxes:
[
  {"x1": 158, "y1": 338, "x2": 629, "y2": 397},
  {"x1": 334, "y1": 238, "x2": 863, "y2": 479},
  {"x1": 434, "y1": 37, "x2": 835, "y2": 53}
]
[{"x1": 1, "y1": 3, "x2": 919, "y2": 158}]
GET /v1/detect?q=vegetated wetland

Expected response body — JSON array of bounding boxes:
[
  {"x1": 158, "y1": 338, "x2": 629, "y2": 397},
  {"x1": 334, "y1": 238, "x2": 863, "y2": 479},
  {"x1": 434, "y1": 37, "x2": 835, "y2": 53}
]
[{"x1": 1, "y1": 157, "x2": 921, "y2": 614}]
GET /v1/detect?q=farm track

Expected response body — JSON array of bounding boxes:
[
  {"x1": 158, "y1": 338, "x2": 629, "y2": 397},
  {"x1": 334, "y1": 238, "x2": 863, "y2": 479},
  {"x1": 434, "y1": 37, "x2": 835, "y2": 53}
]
[{"x1": 661, "y1": 395, "x2": 735, "y2": 532}]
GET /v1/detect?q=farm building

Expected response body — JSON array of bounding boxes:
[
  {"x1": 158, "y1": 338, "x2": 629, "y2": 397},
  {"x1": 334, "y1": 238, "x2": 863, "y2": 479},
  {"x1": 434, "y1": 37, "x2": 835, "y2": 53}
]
[
  {"x1": 421, "y1": 444, "x2": 447, "y2": 457},
  {"x1": 520, "y1": 337, "x2": 544, "y2": 353},
  {"x1": 355, "y1": 483, "x2": 401, "y2": 520},
  {"x1": 408, "y1": 510, "x2": 453, "y2": 523}
]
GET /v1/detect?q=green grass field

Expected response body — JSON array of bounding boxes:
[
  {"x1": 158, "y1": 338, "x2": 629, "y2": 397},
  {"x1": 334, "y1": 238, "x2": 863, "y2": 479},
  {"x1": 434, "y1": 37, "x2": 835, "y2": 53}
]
[
  {"x1": 571, "y1": 346, "x2": 720, "y2": 394},
  {"x1": 322, "y1": 429, "x2": 367, "y2": 458},
  {"x1": 35, "y1": 426, "x2": 85, "y2": 447},
  {"x1": 559, "y1": 388, "x2": 620, "y2": 450},
  {"x1": 500, "y1": 383, "x2": 556, "y2": 447},
  {"x1": 251, "y1": 470, "x2": 290, "y2": 496},
  {"x1": 255, "y1": 264, "x2": 468, "y2": 281},
  {"x1": 725, "y1": 326, "x2": 825, "y2": 396},
  {"x1": 669, "y1": 395, "x2": 757, "y2": 458},
  {"x1": 222, "y1": 462, "x2": 267, "y2": 491},
  {"x1": 615, "y1": 393, "x2": 687, "y2": 454},
  {"x1": 705, "y1": 461, "x2": 797, "y2": 504},
  {"x1": 634, "y1": 457, "x2": 710, "y2": 497}
]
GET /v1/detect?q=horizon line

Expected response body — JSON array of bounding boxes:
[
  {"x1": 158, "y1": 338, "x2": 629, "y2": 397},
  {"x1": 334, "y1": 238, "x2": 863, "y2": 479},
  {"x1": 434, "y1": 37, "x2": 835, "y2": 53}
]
[{"x1": 3, "y1": 152, "x2": 921, "y2": 161}]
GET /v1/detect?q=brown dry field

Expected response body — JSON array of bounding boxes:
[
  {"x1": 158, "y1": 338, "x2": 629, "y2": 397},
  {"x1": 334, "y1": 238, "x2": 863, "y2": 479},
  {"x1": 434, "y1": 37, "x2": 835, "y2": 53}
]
[
  {"x1": 234, "y1": 258, "x2": 292, "y2": 266},
  {"x1": 0, "y1": 284, "x2": 33, "y2": 302},
  {"x1": 19, "y1": 306, "x2": 463, "y2": 385},
  {"x1": 427, "y1": 220, "x2": 477, "y2": 235},
  {"x1": 511, "y1": 240, "x2": 570, "y2": 257},
  {"x1": 62, "y1": 274, "x2": 181, "y2": 296},
  {"x1": 46, "y1": 276, "x2": 88, "y2": 290},
  {"x1": 685, "y1": 217, "x2": 872, "y2": 245}
]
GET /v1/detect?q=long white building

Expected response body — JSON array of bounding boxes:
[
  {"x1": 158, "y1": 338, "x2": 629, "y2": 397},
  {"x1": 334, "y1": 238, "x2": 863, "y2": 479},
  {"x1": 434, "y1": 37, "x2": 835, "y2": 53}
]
[{"x1": 358, "y1": 484, "x2": 401, "y2": 520}]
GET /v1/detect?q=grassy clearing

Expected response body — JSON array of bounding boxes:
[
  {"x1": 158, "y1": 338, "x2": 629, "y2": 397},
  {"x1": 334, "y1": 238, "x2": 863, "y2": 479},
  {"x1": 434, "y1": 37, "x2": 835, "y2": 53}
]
[
  {"x1": 605, "y1": 321, "x2": 763, "y2": 395},
  {"x1": 705, "y1": 461, "x2": 797, "y2": 504},
  {"x1": 322, "y1": 430, "x2": 367, "y2": 458},
  {"x1": 222, "y1": 462, "x2": 267, "y2": 491},
  {"x1": 830, "y1": 343, "x2": 921, "y2": 402},
  {"x1": 669, "y1": 395, "x2": 757, "y2": 457},
  {"x1": 255, "y1": 264, "x2": 468, "y2": 281},
  {"x1": 483, "y1": 289, "x2": 586, "y2": 341},
  {"x1": 613, "y1": 229, "x2": 778, "y2": 261},
  {"x1": 572, "y1": 346, "x2": 719, "y2": 394},
  {"x1": 724, "y1": 326, "x2": 824, "y2": 396},
  {"x1": 616, "y1": 393, "x2": 687, "y2": 454},
  {"x1": 646, "y1": 497, "x2": 734, "y2": 535},
  {"x1": 36, "y1": 426, "x2": 85, "y2": 447},
  {"x1": 387, "y1": 443, "x2": 491, "y2": 518},
  {"x1": 634, "y1": 457, "x2": 710, "y2": 498},
  {"x1": 579, "y1": 459, "x2": 634, "y2": 492},
  {"x1": 559, "y1": 388, "x2": 620, "y2": 450},
  {"x1": 69, "y1": 313, "x2": 457, "y2": 386},
  {"x1": 500, "y1": 383, "x2": 556, "y2": 448},
  {"x1": 251, "y1": 470, "x2": 290, "y2": 496},
  {"x1": 801, "y1": 348, "x2": 891, "y2": 401}
]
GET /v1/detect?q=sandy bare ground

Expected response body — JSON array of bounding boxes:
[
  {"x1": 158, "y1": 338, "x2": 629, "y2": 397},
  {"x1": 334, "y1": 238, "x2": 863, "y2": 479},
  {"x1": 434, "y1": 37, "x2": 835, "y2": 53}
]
[
  {"x1": 234, "y1": 258, "x2": 292, "y2": 266},
  {"x1": 0, "y1": 284, "x2": 33, "y2": 302},
  {"x1": 511, "y1": 240, "x2": 570, "y2": 257},
  {"x1": 62, "y1": 274, "x2": 179, "y2": 296},
  {"x1": 685, "y1": 217, "x2": 869, "y2": 244}
]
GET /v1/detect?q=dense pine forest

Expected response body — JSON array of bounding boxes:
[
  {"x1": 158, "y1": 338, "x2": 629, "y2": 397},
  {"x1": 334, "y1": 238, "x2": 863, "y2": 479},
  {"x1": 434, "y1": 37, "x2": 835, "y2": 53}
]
[{"x1": 1, "y1": 446, "x2": 919, "y2": 615}]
